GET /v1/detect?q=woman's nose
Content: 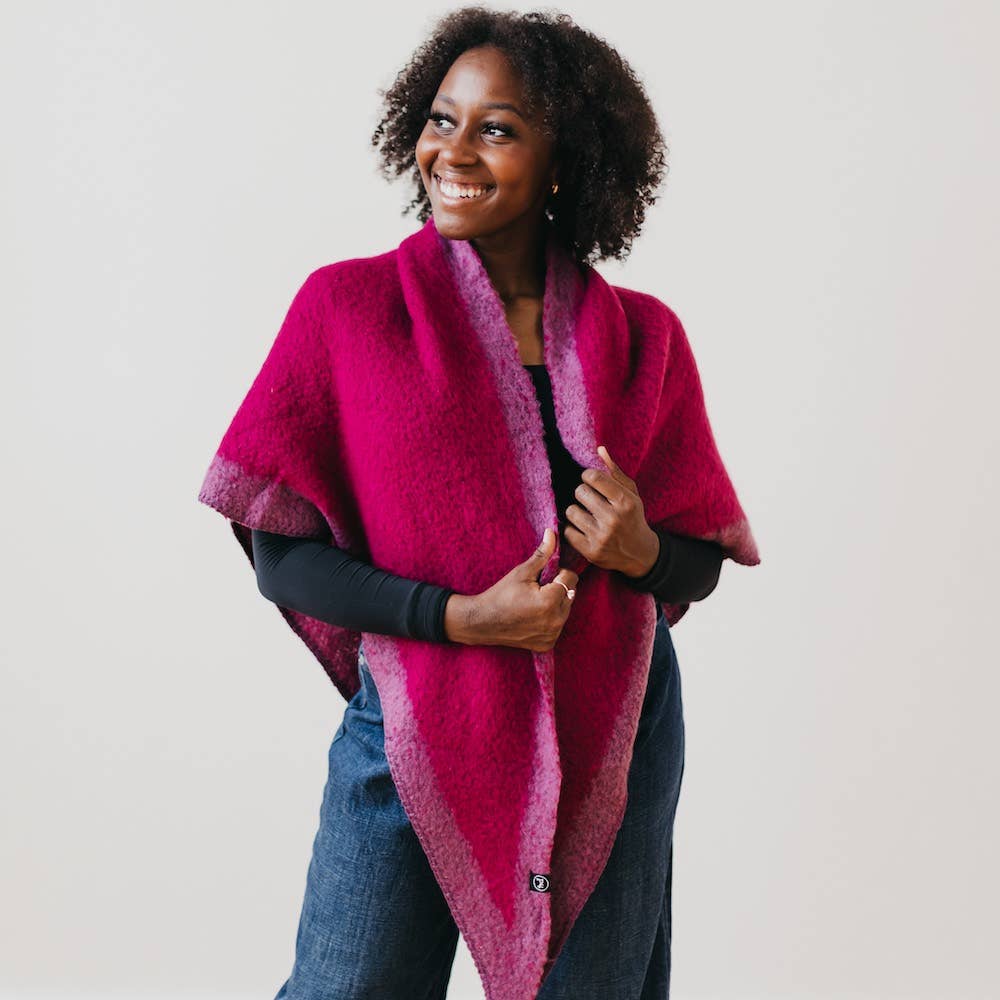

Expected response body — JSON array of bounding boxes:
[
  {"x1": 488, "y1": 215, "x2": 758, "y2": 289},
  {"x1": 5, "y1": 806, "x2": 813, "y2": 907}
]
[{"x1": 438, "y1": 131, "x2": 477, "y2": 164}]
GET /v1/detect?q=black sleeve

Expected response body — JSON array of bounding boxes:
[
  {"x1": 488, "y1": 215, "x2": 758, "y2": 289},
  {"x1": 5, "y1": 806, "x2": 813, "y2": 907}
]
[
  {"x1": 250, "y1": 528, "x2": 456, "y2": 643},
  {"x1": 621, "y1": 527, "x2": 724, "y2": 604}
]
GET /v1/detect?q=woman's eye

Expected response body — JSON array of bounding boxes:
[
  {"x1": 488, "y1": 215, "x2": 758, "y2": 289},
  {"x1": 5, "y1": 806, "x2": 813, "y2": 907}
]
[
  {"x1": 484, "y1": 121, "x2": 513, "y2": 138},
  {"x1": 426, "y1": 112, "x2": 513, "y2": 139}
]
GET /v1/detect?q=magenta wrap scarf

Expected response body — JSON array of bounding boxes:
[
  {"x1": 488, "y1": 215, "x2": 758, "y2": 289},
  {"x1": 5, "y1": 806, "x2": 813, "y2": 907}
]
[{"x1": 198, "y1": 216, "x2": 759, "y2": 999}]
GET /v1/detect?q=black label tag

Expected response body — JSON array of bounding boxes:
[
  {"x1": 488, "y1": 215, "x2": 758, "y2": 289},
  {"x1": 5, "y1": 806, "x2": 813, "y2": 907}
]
[{"x1": 529, "y1": 871, "x2": 551, "y2": 892}]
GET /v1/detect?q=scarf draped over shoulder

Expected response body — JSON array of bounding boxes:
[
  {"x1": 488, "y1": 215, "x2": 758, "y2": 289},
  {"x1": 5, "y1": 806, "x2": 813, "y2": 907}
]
[{"x1": 197, "y1": 216, "x2": 759, "y2": 999}]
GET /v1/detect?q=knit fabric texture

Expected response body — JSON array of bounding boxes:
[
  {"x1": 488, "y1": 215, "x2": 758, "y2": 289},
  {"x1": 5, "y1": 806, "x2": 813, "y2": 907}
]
[{"x1": 197, "y1": 216, "x2": 759, "y2": 999}]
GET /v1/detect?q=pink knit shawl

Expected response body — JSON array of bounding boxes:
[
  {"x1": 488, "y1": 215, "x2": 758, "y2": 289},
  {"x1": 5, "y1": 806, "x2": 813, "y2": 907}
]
[{"x1": 197, "y1": 216, "x2": 759, "y2": 999}]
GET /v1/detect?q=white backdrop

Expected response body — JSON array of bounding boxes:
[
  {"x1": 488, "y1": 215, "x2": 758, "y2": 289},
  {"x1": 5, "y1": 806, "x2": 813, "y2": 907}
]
[{"x1": 2, "y1": 2, "x2": 997, "y2": 998}]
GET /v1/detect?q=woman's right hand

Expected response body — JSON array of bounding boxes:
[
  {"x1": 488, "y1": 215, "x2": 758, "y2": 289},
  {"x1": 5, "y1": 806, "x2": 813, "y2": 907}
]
[{"x1": 444, "y1": 528, "x2": 580, "y2": 651}]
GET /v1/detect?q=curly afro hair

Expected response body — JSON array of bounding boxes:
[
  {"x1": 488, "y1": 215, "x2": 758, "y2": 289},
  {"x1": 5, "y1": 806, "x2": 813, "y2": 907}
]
[{"x1": 370, "y1": 7, "x2": 669, "y2": 266}]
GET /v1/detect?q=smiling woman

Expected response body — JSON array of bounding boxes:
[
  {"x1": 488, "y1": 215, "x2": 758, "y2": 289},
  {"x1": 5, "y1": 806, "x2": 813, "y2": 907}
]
[
  {"x1": 372, "y1": 8, "x2": 668, "y2": 265},
  {"x1": 197, "y1": 7, "x2": 759, "y2": 1000},
  {"x1": 414, "y1": 45, "x2": 557, "y2": 250}
]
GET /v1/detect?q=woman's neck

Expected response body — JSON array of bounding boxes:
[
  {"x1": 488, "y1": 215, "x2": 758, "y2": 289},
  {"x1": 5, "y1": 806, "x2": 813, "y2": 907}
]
[{"x1": 469, "y1": 222, "x2": 547, "y2": 304}]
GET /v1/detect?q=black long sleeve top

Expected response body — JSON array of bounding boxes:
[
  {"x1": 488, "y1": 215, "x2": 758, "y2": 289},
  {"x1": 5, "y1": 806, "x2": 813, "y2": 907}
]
[{"x1": 251, "y1": 363, "x2": 724, "y2": 643}]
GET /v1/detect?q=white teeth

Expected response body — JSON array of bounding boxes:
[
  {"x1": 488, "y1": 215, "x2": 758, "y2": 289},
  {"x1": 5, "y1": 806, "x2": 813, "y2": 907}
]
[{"x1": 437, "y1": 177, "x2": 491, "y2": 199}]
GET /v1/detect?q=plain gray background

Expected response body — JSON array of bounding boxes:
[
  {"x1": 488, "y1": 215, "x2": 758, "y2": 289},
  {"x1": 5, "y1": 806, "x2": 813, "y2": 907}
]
[{"x1": 3, "y1": 1, "x2": 997, "y2": 998}]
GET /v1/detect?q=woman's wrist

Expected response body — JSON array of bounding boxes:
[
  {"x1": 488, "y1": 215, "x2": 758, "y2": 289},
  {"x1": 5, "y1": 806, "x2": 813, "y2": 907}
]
[
  {"x1": 444, "y1": 593, "x2": 480, "y2": 644},
  {"x1": 622, "y1": 526, "x2": 662, "y2": 580}
]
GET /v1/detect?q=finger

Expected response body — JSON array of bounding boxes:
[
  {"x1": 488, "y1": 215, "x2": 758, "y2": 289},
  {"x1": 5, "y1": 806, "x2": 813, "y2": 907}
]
[
  {"x1": 571, "y1": 483, "x2": 613, "y2": 519},
  {"x1": 565, "y1": 501, "x2": 600, "y2": 532},
  {"x1": 562, "y1": 521, "x2": 588, "y2": 552},
  {"x1": 581, "y1": 467, "x2": 633, "y2": 504},
  {"x1": 546, "y1": 571, "x2": 577, "y2": 604},
  {"x1": 523, "y1": 528, "x2": 555, "y2": 570},
  {"x1": 596, "y1": 444, "x2": 637, "y2": 493}
]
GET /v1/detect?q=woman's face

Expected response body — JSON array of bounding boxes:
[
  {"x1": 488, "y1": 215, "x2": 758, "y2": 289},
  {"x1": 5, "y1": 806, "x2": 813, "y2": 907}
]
[{"x1": 415, "y1": 45, "x2": 557, "y2": 245}]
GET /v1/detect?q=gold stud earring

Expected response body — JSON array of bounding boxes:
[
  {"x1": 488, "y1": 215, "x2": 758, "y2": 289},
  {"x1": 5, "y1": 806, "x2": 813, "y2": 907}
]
[{"x1": 551, "y1": 183, "x2": 559, "y2": 195}]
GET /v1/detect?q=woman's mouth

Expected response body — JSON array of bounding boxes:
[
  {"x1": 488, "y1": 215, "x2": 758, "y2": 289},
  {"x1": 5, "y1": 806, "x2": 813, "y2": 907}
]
[{"x1": 434, "y1": 174, "x2": 495, "y2": 203}]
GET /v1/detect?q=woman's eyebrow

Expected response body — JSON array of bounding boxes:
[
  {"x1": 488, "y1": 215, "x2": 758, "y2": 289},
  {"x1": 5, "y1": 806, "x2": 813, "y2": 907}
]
[{"x1": 436, "y1": 93, "x2": 526, "y2": 121}]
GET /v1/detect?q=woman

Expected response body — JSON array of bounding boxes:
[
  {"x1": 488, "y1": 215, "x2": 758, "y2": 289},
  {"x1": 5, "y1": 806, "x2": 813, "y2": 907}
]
[{"x1": 198, "y1": 9, "x2": 759, "y2": 999}]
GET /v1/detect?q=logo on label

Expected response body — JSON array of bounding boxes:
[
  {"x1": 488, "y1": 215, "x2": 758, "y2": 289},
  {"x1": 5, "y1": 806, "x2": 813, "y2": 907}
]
[{"x1": 529, "y1": 871, "x2": 551, "y2": 892}]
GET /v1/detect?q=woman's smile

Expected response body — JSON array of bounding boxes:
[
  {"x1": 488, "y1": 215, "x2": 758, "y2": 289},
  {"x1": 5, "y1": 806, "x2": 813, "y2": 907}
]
[{"x1": 433, "y1": 172, "x2": 496, "y2": 204}]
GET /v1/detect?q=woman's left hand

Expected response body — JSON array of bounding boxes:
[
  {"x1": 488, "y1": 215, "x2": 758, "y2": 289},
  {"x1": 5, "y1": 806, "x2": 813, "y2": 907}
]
[{"x1": 562, "y1": 445, "x2": 661, "y2": 578}]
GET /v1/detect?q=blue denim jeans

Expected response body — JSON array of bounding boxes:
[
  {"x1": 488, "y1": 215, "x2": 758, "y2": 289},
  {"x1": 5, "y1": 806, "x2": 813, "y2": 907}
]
[{"x1": 273, "y1": 606, "x2": 685, "y2": 999}]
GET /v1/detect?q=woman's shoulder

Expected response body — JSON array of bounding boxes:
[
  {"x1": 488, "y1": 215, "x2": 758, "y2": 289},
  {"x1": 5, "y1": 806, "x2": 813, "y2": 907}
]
[
  {"x1": 606, "y1": 280, "x2": 681, "y2": 329},
  {"x1": 595, "y1": 280, "x2": 687, "y2": 362},
  {"x1": 290, "y1": 242, "x2": 405, "y2": 318},
  {"x1": 304, "y1": 242, "x2": 401, "y2": 293}
]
